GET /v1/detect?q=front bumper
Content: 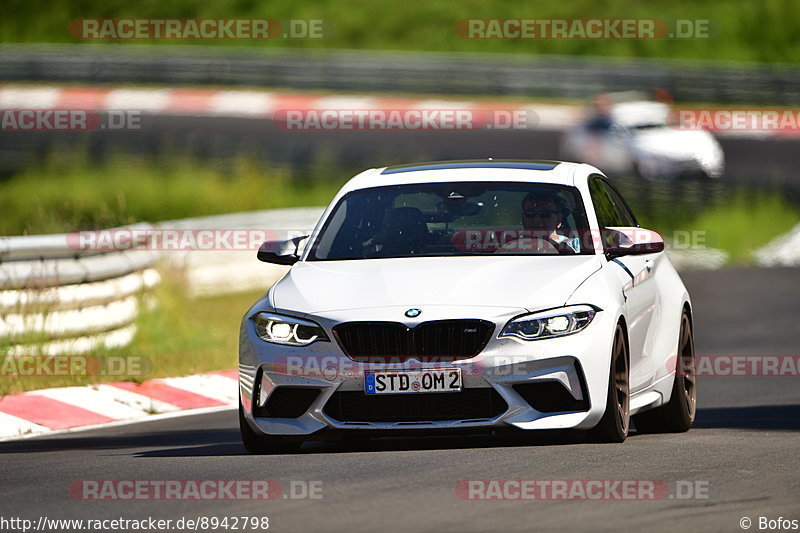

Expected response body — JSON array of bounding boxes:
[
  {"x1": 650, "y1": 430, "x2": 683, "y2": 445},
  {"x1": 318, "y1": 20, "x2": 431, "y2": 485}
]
[{"x1": 239, "y1": 306, "x2": 617, "y2": 438}]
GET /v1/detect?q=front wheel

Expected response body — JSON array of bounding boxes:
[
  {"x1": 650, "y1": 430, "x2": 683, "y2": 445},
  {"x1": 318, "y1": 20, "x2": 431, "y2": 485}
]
[
  {"x1": 633, "y1": 312, "x2": 697, "y2": 433},
  {"x1": 239, "y1": 402, "x2": 302, "y2": 454},
  {"x1": 589, "y1": 324, "x2": 630, "y2": 443}
]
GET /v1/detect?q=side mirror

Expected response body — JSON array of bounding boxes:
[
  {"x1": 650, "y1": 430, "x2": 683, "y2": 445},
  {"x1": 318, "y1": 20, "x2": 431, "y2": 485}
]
[
  {"x1": 257, "y1": 235, "x2": 309, "y2": 265},
  {"x1": 602, "y1": 227, "x2": 664, "y2": 259}
]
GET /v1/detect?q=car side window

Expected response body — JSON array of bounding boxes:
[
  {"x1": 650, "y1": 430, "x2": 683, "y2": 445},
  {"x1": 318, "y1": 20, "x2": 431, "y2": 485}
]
[
  {"x1": 603, "y1": 181, "x2": 638, "y2": 227},
  {"x1": 589, "y1": 178, "x2": 621, "y2": 228}
]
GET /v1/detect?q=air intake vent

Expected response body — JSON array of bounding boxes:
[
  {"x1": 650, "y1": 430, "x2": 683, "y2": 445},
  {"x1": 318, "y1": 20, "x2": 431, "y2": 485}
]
[
  {"x1": 333, "y1": 320, "x2": 494, "y2": 362},
  {"x1": 323, "y1": 388, "x2": 507, "y2": 422},
  {"x1": 513, "y1": 381, "x2": 589, "y2": 413},
  {"x1": 255, "y1": 387, "x2": 320, "y2": 418}
]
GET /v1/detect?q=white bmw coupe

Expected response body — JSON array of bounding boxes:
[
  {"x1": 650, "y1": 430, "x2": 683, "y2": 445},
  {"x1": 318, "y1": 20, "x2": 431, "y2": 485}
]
[{"x1": 239, "y1": 160, "x2": 696, "y2": 453}]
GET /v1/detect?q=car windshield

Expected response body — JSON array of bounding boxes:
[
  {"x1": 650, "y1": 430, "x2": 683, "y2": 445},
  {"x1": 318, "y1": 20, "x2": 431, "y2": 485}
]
[{"x1": 307, "y1": 182, "x2": 593, "y2": 260}]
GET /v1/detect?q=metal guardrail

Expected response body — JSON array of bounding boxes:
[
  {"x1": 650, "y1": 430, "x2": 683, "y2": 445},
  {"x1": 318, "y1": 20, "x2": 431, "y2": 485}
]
[
  {"x1": 0, "y1": 211, "x2": 322, "y2": 355},
  {"x1": 156, "y1": 208, "x2": 322, "y2": 297},
  {"x1": 0, "y1": 224, "x2": 160, "y2": 355},
  {"x1": 1, "y1": 44, "x2": 800, "y2": 105}
]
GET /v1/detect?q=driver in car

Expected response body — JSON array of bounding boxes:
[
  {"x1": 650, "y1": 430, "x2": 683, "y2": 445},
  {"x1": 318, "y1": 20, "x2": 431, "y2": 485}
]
[{"x1": 519, "y1": 190, "x2": 580, "y2": 253}]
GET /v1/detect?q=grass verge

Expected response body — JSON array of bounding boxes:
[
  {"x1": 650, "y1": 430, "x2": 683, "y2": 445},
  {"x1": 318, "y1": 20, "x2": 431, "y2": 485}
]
[
  {"x1": 676, "y1": 191, "x2": 800, "y2": 264},
  {"x1": 1, "y1": 0, "x2": 799, "y2": 64},
  {"x1": 612, "y1": 177, "x2": 800, "y2": 263},
  {"x1": 0, "y1": 152, "x2": 347, "y2": 235}
]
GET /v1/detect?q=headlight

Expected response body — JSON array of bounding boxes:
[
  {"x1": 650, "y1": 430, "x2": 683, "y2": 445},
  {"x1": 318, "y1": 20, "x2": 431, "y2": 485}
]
[
  {"x1": 253, "y1": 313, "x2": 329, "y2": 346},
  {"x1": 499, "y1": 305, "x2": 597, "y2": 341}
]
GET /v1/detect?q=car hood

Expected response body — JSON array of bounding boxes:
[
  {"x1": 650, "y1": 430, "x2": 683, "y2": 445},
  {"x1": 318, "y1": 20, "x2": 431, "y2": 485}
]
[
  {"x1": 272, "y1": 255, "x2": 602, "y2": 314},
  {"x1": 631, "y1": 127, "x2": 721, "y2": 161}
]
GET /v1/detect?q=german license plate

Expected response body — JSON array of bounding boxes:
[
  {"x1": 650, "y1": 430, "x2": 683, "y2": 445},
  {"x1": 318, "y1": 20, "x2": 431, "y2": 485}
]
[{"x1": 364, "y1": 369, "x2": 462, "y2": 394}]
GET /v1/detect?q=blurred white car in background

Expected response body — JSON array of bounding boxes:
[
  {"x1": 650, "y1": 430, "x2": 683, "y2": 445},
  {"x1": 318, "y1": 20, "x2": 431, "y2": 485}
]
[{"x1": 560, "y1": 97, "x2": 725, "y2": 180}]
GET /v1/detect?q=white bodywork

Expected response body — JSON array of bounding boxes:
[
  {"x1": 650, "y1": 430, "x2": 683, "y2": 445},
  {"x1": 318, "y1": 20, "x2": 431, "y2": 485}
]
[
  {"x1": 560, "y1": 101, "x2": 725, "y2": 180},
  {"x1": 239, "y1": 162, "x2": 692, "y2": 438}
]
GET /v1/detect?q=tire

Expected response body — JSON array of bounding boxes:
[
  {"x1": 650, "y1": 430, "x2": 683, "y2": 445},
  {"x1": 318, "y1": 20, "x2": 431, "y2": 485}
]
[
  {"x1": 239, "y1": 402, "x2": 302, "y2": 454},
  {"x1": 589, "y1": 324, "x2": 630, "y2": 443},
  {"x1": 631, "y1": 160, "x2": 644, "y2": 180},
  {"x1": 633, "y1": 312, "x2": 697, "y2": 433},
  {"x1": 632, "y1": 161, "x2": 657, "y2": 181}
]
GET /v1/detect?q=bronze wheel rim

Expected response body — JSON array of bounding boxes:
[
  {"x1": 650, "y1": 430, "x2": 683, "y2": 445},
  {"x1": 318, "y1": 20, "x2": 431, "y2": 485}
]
[{"x1": 613, "y1": 327, "x2": 630, "y2": 434}]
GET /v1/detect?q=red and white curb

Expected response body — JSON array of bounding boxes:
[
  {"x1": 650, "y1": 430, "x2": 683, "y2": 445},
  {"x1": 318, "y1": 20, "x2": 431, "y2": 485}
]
[
  {"x1": 0, "y1": 369, "x2": 238, "y2": 440},
  {"x1": 2, "y1": 84, "x2": 795, "y2": 138},
  {"x1": 0, "y1": 85, "x2": 579, "y2": 129}
]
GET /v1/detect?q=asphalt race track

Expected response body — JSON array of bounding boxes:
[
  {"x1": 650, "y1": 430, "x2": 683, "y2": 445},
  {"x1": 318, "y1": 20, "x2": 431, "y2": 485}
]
[
  {"x1": 3, "y1": 115, "x2": 800, "y2": 195},
  {"x1": 2, "y1": 267, "x2": 799, "y2": 532},
  {"x1": 141, "y1": 116, "x2": 800, "y2": 194}
]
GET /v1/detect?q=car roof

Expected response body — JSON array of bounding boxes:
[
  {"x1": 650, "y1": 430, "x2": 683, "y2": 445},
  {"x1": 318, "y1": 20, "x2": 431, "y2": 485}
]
[
  {"x1": 612, "y1": 101, "x2": 670, "y2": 127},
  {"x1": 340, "y1": 159, "x2": 595, "y2": 195},
  {"x1": 382, "y1": 160, "x2": 561, "y2": 174}
]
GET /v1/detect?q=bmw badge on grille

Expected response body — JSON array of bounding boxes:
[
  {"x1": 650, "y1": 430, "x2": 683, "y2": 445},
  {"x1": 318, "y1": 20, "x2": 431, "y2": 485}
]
[{"x1": 405, "y1": 308, "x2": 422, "y2": 318}]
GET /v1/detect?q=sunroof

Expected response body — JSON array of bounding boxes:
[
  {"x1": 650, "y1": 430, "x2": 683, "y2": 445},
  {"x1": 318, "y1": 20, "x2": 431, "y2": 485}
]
[{"x1": 381, "y1": 160, "x2": 560, "y2": 174}]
